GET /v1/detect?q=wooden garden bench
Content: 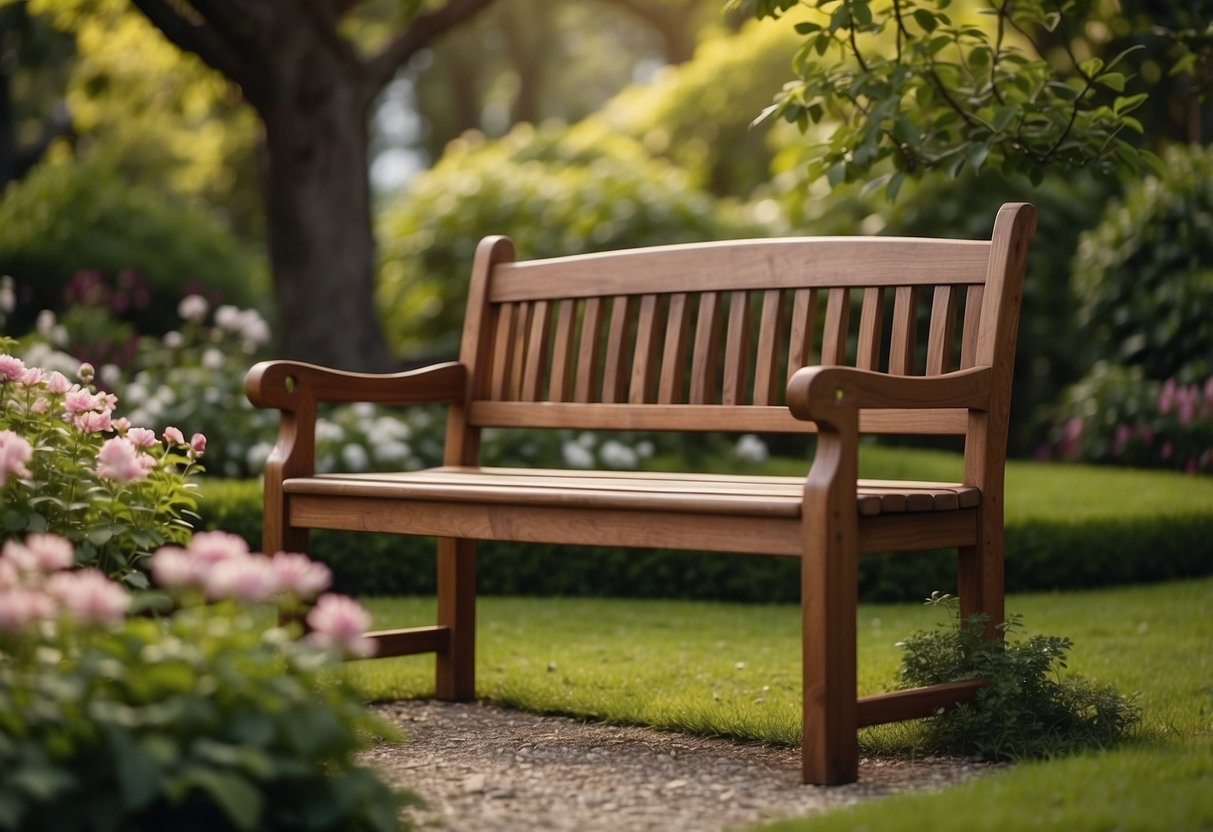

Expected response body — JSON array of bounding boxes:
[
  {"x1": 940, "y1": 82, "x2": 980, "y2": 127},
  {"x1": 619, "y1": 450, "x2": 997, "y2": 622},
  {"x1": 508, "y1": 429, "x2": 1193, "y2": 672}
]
[{"x1": 246, "y1": 202, "x2": 1036, "y2": 786}]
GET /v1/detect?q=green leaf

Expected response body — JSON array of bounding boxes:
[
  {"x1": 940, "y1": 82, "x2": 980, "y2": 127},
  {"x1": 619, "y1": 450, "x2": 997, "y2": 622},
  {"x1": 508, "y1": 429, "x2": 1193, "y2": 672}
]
[
  {"x1": 794, "y1": 21, "x2": 822, "y2": 34},
  {"x1": 991, "y1": 106, "x2": 1016, "y2": 132},
  {"x1": 180, "y1": 769, "x2": 263, "y2": 831},
  {"x1": 87, "y1": 527, "x2": 115, "y2": 546},
  {"x1": 1099, "y1": 72, "x2": 1126, "y2": 92},
  {"x1": 913, "y1": 9, "x2": 938, "y2": 33}
]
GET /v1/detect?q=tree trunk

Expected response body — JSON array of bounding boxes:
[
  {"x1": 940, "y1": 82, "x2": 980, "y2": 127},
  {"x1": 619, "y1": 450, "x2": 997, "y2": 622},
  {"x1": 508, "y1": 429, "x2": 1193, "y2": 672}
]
[{"x1": 258, "y1": 34, "x2": 393, "y2": 372}]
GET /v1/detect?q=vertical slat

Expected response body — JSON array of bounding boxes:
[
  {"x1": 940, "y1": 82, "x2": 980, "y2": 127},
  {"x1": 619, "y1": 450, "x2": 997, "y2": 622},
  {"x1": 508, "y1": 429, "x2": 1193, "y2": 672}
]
[
  {"x1": 629, "y1": 294, "x2": 662, "y2": 403},
  {"x1": 573, "y1": 297, "x2": 604, "y2": 402},
  {"x1": 508, "y1": 301, "x2": 531, "y2": 399},
  {"x1": 689, "y1": 293, "x2": 722, "y2": 404},
  {"x1": 925, "y1": 285, "x2": 957, "y2": 376},
  {"x1": 547, "y1": 299, "x2": 577, "y2": 402},
  {"x1": 520, "y1": 300, "x2": 551, "y2": 401},
  {"x1": 721, "y1": 291, "x2": 752, "y2": 405},
  {"x1": 658, "y1": 293, "x2": 692, "y2": 404},
  {"x1": 489, "y1": 303, "x2": 517, "y2": 400},
  {"x1": 820, "y1": 287, "x2": 850, "y2": 365},
  {"x1": 888, "y1": 286, "x2": 918, "y2": 375},
  {"x1": 752, "y1": 289, "x2": 786, "y2": 406},
  {"x1": 601, "y1": 296, "x2": 633, "y2": 403},
  {"x1": 959, "y1": 284, "x2": 984, "y2": 369},
  {"x1": 786, "y1": 289, "x2": 817, "y2": 381},
  {"x1": 855, "y1": 287, "x2": 884, "y2": 371}
]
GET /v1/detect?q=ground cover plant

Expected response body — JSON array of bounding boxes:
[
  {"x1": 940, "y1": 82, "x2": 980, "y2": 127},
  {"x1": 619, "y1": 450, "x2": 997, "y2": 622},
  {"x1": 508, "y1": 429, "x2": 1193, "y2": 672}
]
[{"x1": 342, "y1": 577, "x2": 1211, "y2": 830}]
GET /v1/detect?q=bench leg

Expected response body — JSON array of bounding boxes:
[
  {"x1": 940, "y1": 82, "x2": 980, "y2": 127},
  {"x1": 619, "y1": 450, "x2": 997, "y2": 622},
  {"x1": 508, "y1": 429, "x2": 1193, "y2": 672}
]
[
  {"x1": 958, "y1": 508, "x2": 1005, "y2": 639},
  {"x1": 436, "y1": 537, "x2": 476, "y2": 701},
  {"x1": 801, "y1": 496, "x2": 859, "y2": 785}
]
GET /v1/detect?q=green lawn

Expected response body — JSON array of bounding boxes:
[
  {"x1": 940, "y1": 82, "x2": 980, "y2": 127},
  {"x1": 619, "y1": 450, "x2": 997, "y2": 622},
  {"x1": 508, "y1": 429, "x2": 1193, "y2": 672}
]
[{"x1": 345, "y1": 577, "x2": 1213, "y2": 830}]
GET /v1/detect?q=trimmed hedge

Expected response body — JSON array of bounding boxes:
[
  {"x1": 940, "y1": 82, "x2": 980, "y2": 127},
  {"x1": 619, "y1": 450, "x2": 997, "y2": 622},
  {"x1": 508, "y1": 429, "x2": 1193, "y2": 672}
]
[{"x1": 196, "y1": 467, "x2": 1213, "y2": 603}]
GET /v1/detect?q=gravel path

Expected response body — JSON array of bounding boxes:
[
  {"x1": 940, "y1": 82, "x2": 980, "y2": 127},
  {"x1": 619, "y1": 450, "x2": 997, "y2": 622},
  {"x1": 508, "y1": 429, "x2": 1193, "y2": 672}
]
[{"x1": 362, "y1": 700, "x2": 1001, "y2": 831}]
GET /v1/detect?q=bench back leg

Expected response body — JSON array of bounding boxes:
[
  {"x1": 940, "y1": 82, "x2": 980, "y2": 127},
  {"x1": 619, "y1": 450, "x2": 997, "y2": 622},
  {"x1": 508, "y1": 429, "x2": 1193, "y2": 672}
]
[{"x1": 436, "y1": 537, "x2": 477, "y2": 701}]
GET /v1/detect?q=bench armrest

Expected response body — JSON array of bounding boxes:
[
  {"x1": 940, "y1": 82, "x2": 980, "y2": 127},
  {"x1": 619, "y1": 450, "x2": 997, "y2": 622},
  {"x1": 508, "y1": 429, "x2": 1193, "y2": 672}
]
[
  {"x1": 785, "y1": 365, "x2": 992, "y2": 426},
  {"x1": 245, "y1": 360, "x2": 466, "y2": 411}
]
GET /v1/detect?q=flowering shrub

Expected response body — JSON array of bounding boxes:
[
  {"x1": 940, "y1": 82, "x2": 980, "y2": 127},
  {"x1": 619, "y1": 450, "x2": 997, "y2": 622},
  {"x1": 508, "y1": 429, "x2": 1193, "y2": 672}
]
[
  {"x1": 1042, "y1": 362, "x2": 1213, "y2": 474},
  {"x1": 0, "y1": 532, "x2": 405, "y2": 831},
  {"x1": 0, "y1": 342, "x2": 205, "y2": 585}
]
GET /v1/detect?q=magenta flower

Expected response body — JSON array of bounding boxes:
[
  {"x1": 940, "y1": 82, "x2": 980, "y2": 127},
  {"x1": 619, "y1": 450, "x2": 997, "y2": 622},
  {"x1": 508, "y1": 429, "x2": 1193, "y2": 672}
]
[
  {"x1": 189, "y1": 433, "x2": 207, "y2": 456},
  {"x1": 306, "y1": 594, "x2": 376, "y2": 658},
  {"x1": 46, "y1": 569, "x2": 130, "y2": 628},
  {"x1": 204, "y1": 555, "x2": 279, "y2": 604},
  {"x1": 95, "y1": 437, "x2": 149, "y2": 483},
  {"x1": 163, "y1": 426, "x2": 185, "y2": 445},
  {"x1": 0, "y1": 430, "x2": 33, "y2": 485},
  {"x1": 271, "y1": 552, "x2": 332, "y2": 600}
]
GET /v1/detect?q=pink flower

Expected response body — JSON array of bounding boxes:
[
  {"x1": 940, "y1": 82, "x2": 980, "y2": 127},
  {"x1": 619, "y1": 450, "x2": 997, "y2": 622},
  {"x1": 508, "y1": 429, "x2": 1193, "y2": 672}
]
[
  {"x1": 46, "y1": 569, "x2": 130, "y2": 628},
  {"x1": 46, "y1": 371, "x2": 72, "y2": 395},
  {"x1": 74, "y1": 410, "x2": 113, "y2": 433},
  {"x1": 0, "y1": 354, "x2": 25, "y2": 382},
  {"x1": 1158, "y1": 379, "x2": 1176, "y2": 415},
  {"x1": 0, "y1": 559, "x2": 18, "y2": 590},
  {"x1": 306, "y1": 594, "x2": 376, "y2": 658},
  {"x1": 189, "y1": 433, "x2": 207, "y2": 456},
  {"x1": 271, "y1": 552, "x2": 331, "y2": 600},
  {"x1": 19, "y1": 367, "x2": 44, "y2": 387},
  {"x1": 127, "y1": 427, "x2": 158, "y2": 448},
  {"x1": 0, "y1": 430, "x2": 33, "y2": 485},
  {"x1": 1112, "y1": 424, "x2": 1133, "y2": 455},
  {"x1": 95, "y1": 437, "x2": 149, "y2": 483},
  {"x1": 64, "y1": 388, "x2": 99, "y2": 415},
  {"x1": 22, "y1": 534, "x2": 75, "y2": 572},
  {"x1": 204, "y1": 555, "x2": 279, "y2": 604},
  {"x1": 163, "y1": 426, "x2": 185, "y2": 445},
  {"x1": 31, "y1": 397, "x2": 49, "y2": 414},
  {"x1": 111, "y1": 417, "x2": 131, "y2": 433},
  {"x1": 187, "y1": 530, "x2": 250, "y2": 566},
  {"x1": 150, "y1": 546, "x2": 202, "y2": 589},
  {"x1": 0, "y1": 587, "x2": 55, "y2": 633}
]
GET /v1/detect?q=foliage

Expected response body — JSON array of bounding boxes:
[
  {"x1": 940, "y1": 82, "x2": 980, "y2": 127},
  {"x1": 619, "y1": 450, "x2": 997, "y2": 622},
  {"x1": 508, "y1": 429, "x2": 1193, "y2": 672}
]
[
  {"x1": 0, "y1": 159, "x2": 265, "y2": 336},
  {"x1": 580, "y1": 17, "x2": 802, "y2": 197},
  {"x1": 730, "y1": 0, "x2": 1162, "y2": 196},
  {"x1": 896, "y1": 593, "x2": 1140, "y2": 760},
  {"x1": 1040, "y1": 362, "x2": 1213, "y2": 474},
  {"x1": 1073, "y1": 143, "x2": 1213, "y2": 382},
  {"x1": 376, "y1": 122, "x2": 762, "y2": 358},
  {"x1": 0, "y1": 341, "x2": 203, "y2": 587},
  {"x1": 0, "y1": 533, "x2": 406, "y2": 832}
]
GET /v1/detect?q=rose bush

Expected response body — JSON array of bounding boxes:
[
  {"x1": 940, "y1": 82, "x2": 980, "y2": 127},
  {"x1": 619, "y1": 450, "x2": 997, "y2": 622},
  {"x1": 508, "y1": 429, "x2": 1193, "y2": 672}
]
[
  {"x1": 0, "y1": 532, "x2": 406, "y2": 831},
  {"x1": 0, "y1": 341, "x2": 204, "y2": 586}
]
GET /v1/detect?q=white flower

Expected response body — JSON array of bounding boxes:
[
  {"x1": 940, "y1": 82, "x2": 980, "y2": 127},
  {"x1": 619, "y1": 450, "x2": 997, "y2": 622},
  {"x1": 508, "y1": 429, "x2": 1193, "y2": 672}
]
[
  {"x1": 562, "y1": 441, "x2": 595, "y2": 469},
  {"x1": 201, "y1": 348, "x2": 225, "y2": 370},
  {"x1": 215, "y1": 304, "x2": 242, "y2": 331},
  {"x1": 341, "y1": 444, "x2": 370, "y2": 471},
  {"x1": 246, "y1": 441, "x2": 273, "y2": 470},
  {"x1": 35, "y1": 309, "x2": 56, "y2": 336},
  {"x1": 315, "y1": 419, "x2": 343, "y2": 443},
  {"x1": 178, "y1": 294, "x2": 209, "y2": 323},
  {"x1": 163, "y1": 331, "x2": 184, "y2": 348},
  {"x1": 734, "y1": 434, "x2": 769, "y2": 463},
  {"x1": 599, "y1": 439, "x2": 638, "y2": 469}
]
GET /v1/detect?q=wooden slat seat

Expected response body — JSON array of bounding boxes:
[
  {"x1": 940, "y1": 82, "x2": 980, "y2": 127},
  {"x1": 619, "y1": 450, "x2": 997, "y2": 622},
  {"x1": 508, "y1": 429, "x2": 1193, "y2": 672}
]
[
  {"x1": 246, "y1": 203, "x2": 1036, "y2": 787},
  {"x1": 285, "y1": 468, "x2": 979, "y2": 519}
]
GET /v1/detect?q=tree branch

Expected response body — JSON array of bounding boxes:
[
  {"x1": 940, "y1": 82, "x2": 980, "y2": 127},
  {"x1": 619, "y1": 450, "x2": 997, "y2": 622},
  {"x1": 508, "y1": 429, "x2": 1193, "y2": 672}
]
[
  {"x1": 362, "y1": 0, "x2": 497, "y2": 96},
  {"x1": 130, "y1": 0, "x2": 250, "y2": 88}
]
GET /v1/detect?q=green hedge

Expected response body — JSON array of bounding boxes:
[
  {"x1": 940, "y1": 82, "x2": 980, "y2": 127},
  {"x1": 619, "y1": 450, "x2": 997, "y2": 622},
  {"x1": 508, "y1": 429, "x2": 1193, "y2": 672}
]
[{"x1": 197, "y1": 462, "x2": 1213, "y2": 603}]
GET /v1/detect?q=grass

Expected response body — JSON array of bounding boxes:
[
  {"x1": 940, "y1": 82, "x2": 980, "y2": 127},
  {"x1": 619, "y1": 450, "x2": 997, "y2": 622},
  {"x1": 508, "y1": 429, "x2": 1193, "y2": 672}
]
[{"x1": 344, "y1": 576, "x2": 1213, "y2": 830}]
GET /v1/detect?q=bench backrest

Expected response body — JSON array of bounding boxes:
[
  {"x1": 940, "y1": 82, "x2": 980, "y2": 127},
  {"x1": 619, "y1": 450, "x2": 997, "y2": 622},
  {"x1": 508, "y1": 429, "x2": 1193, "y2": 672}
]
[{"x1": 447, "y1": 203, "x2": 1035, "y2": 459}]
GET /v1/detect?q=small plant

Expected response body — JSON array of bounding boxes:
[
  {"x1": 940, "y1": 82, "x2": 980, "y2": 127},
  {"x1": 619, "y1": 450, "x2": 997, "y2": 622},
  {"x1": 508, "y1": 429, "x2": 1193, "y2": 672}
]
[
  {"x1": 0, "y1": 342, "x2": 204, "y2": 586},
  {"x1": 897, "y1": 592, "x2": 1141, "y2": 761},
  {"x1": 0, "y1": 532, "x2": 408, "y2": 831}
]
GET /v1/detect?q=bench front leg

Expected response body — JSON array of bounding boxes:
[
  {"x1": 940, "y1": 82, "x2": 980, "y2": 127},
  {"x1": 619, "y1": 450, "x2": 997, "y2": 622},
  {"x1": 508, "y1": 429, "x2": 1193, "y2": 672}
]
[
  {"x1": 436, "y1": 537, "x2": 476, "y2": 701},
  {"x1": 801, "y1": 397, "x2": 860, "y2": 786}
]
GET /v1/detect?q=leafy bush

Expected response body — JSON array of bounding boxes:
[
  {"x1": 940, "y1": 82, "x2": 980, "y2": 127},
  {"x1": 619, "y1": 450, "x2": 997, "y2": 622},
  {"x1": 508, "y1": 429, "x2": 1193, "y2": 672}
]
[
  {"x1": 897, "y1": 593, "x2": 1140, "y2": 760},
  {"x1": 0, "y1": 342, "x2": 203, "y2": 586},
  {"x1": 0, "y1": 159, "x2": 265, "y2": 337},
  {"x1": 0, "y1": 533, "x2": 406, "y2": 831},
  {"x1": 1041, "y1": 362, "x2": 1213, "y2": 474},
  {"x1": 1074, "y1": 143, "x2": 1213, "y2": 381},
  {"x1": 377, "y1": 123, "x2": 762, "y2": 359}
]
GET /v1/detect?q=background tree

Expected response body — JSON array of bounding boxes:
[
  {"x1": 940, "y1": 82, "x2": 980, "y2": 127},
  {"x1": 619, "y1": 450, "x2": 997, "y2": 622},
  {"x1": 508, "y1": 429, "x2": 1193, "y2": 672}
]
[{"x1": 112, "y1": 0, "x2": 499, "y2": 371}]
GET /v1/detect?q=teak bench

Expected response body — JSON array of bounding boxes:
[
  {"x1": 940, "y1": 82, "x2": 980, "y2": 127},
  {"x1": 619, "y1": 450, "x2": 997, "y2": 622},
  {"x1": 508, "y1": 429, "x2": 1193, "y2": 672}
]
[{"x1": 246, "y1": 202, "x2": 1036, "y2": 786}]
